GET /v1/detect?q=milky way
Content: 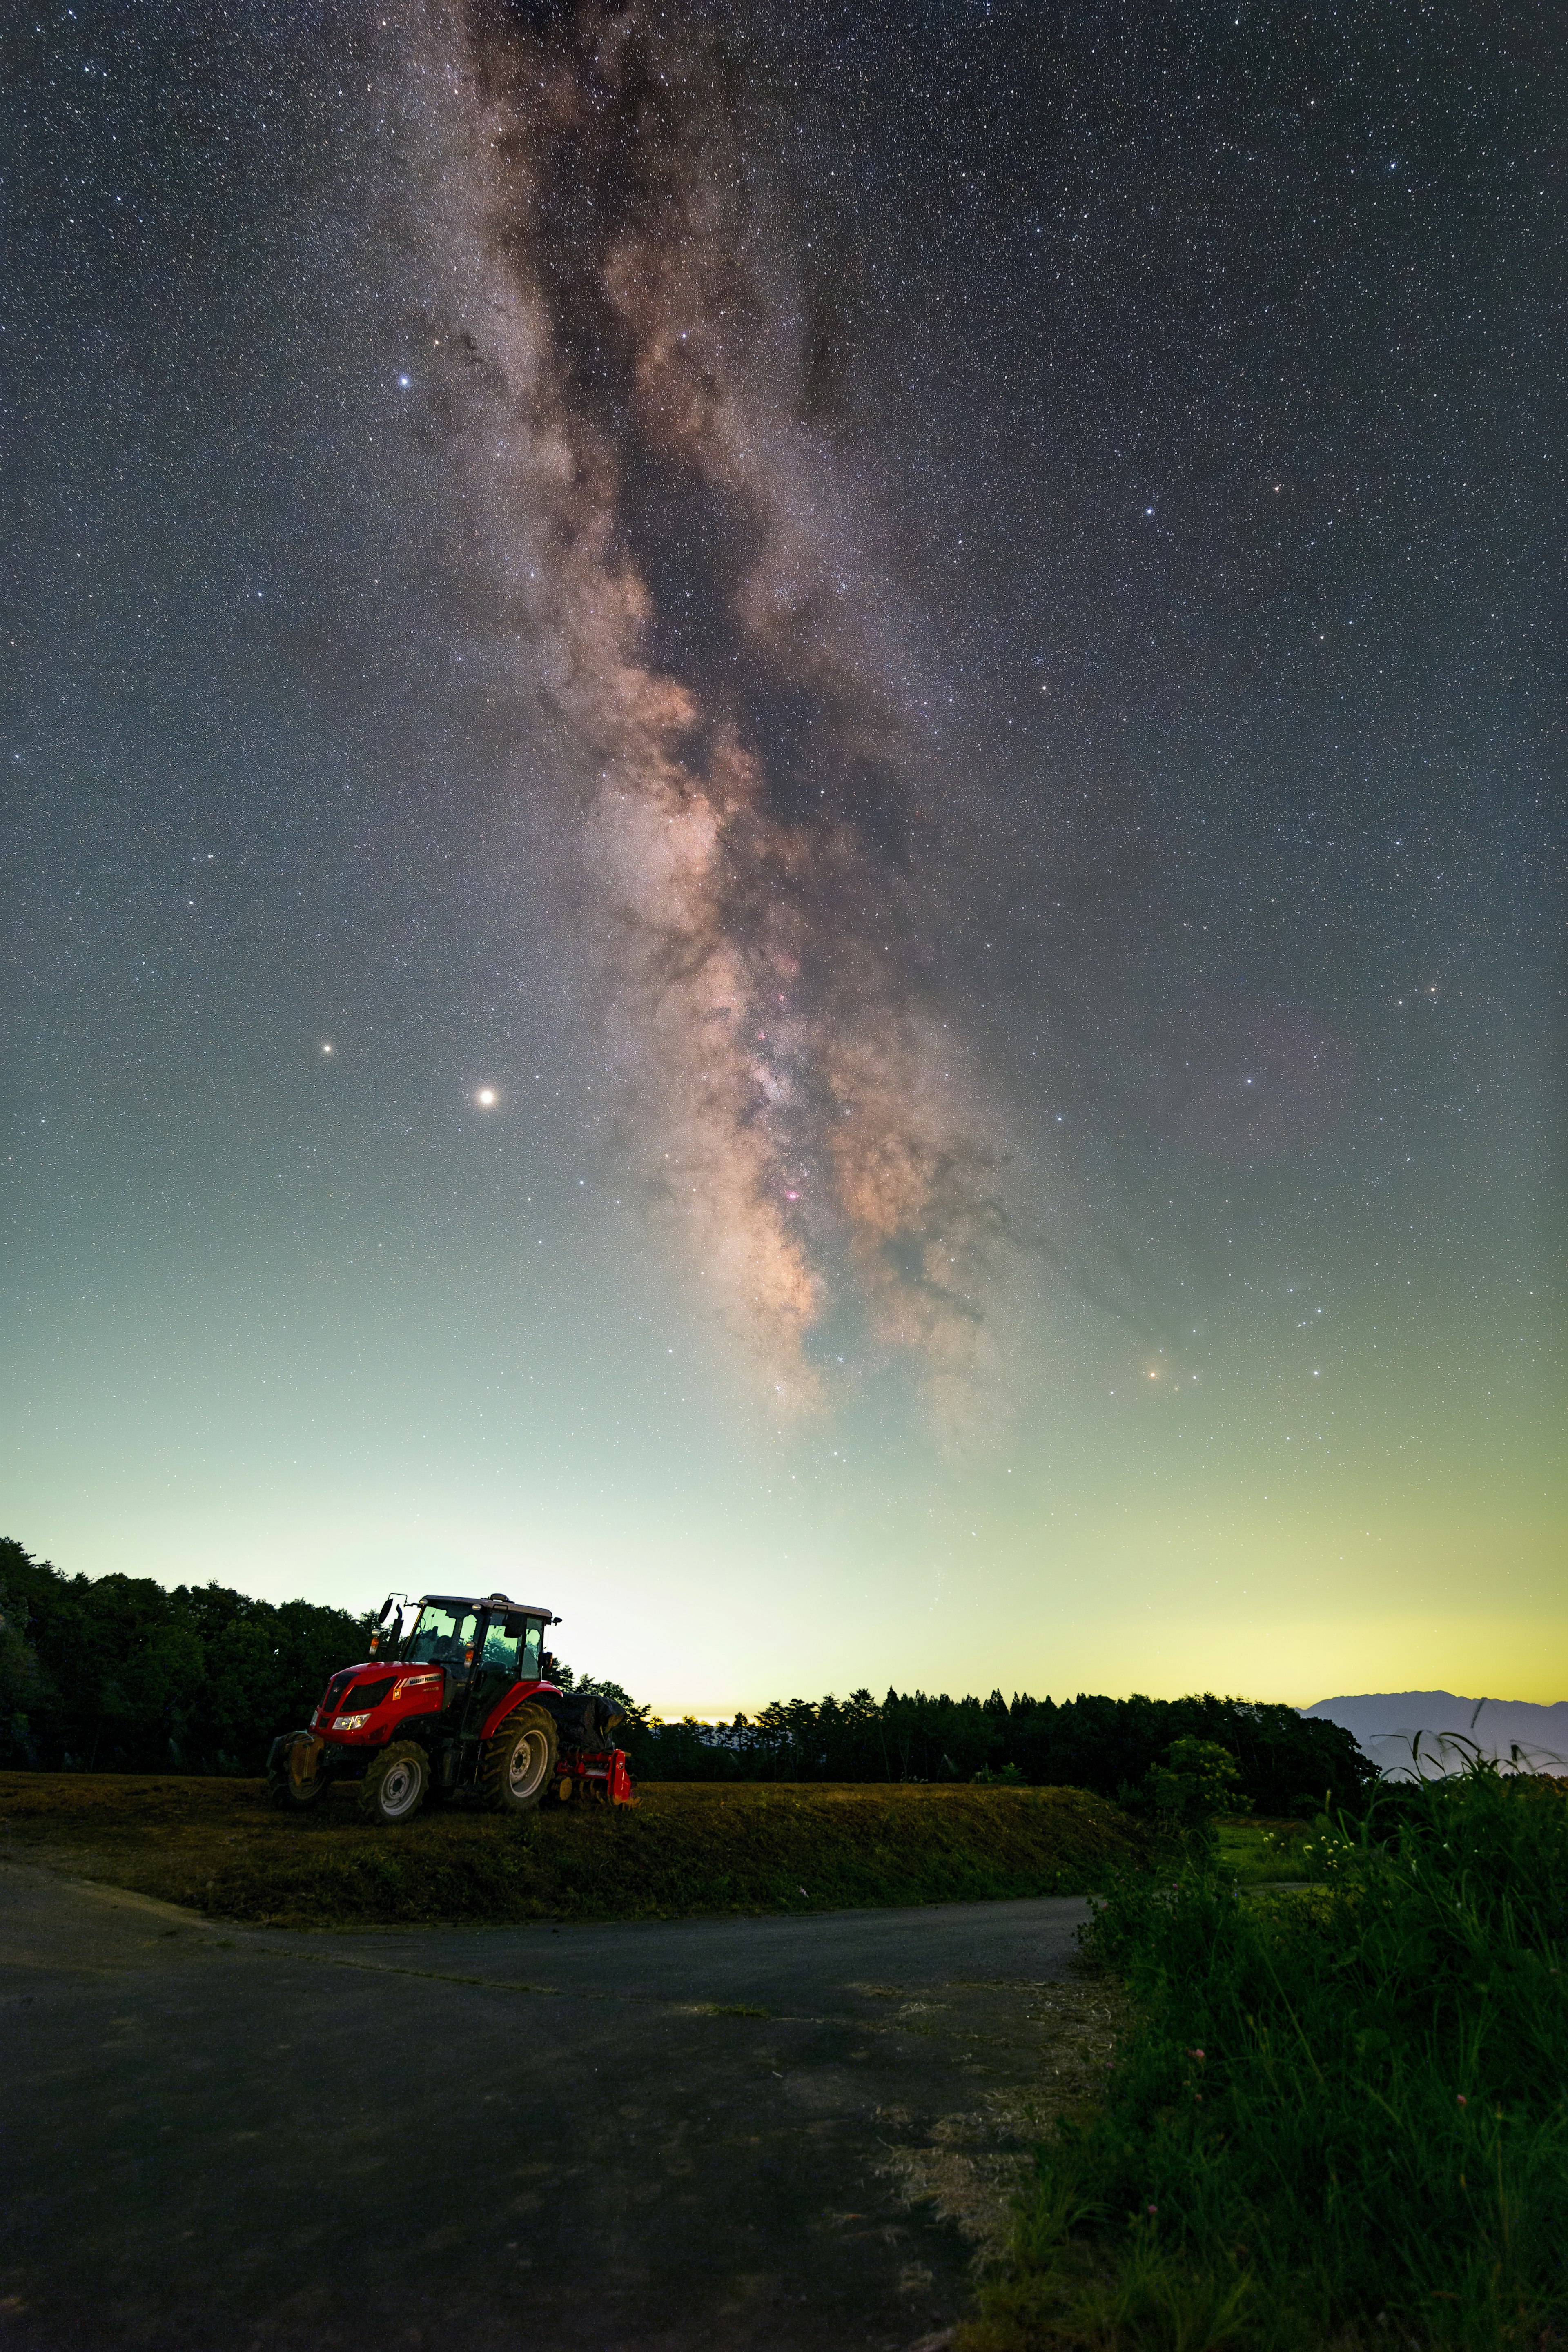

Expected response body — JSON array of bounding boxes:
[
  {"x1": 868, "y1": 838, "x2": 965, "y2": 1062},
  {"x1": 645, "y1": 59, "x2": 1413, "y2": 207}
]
[
  {"x1": 412, "y1": 0, "x2": 1013, "y2": 1419},
  {"x1": 9, "y1": 0, "x2": 1555, "y2": 1697}
]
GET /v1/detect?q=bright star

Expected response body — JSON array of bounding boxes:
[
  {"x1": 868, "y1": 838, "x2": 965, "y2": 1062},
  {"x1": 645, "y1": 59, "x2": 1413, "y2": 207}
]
[
  {"x1": 321, "y1": 1042, "x2": 333, "y2": 1056},
  {"x1": 476, "y1": 1087, "x2": 497, "y2": 1108}
]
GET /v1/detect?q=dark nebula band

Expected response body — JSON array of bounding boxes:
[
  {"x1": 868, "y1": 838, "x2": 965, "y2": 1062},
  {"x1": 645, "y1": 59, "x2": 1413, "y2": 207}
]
[{"x1": 419, "y1": 0, "x2": 1010, "y2": 1417}]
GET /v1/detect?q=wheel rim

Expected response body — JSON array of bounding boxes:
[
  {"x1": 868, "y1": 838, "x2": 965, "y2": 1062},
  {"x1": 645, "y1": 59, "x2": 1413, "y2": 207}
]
[
  {"x1": 380, "y1": 1757, "x2": 422, "y2": 1817},
  {"x1": 507, "y1": 1729, "x2": 550, "y2": 1801}
]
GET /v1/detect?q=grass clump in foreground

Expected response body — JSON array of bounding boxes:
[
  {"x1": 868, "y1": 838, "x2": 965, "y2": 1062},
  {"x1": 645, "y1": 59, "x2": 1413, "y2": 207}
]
[
  {"x1": 0, "y1": 1773, "x2": 1143, "y2": 1924},
  {"x1": 964, "y1": 1763, "x2": 1568, "y2": 2352}
]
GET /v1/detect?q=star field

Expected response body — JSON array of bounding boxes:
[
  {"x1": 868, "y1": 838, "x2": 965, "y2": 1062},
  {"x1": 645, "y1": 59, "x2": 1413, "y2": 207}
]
[{"x1": 2, "y1": 0, "x2": 1560, "y2": 1711}]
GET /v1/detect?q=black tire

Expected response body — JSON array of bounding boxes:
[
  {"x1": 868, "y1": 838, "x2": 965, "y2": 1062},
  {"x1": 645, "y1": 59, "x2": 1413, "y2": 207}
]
[
  {"x1": 267, "y1": 1733, "x2": 330, "y2": 1811},
  {"x1": 357, "y1": 1740, "x2": 430, "y2": 1826},
  {"x1": 481, "y1": 1708, "x2": 557, "y2": 1814}
]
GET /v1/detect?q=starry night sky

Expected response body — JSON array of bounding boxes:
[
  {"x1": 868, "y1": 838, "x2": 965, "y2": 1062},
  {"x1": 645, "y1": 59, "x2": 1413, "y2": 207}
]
[{"x1": 4, "y1": 1, "x2": 1561, "y2": 1713}]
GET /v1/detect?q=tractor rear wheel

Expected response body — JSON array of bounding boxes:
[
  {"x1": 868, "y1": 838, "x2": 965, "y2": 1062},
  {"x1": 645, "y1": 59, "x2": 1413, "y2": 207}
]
[
  {"x1": 357, "y1": 1740, "x2": 429, "y2": 1826},
  {"x1": 482, "y1": 1708, "x2": 557, "y2": 1813}
]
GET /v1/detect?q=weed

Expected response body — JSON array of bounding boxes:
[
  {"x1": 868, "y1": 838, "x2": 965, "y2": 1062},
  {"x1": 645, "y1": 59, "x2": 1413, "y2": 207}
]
[{"x1": 966, "y1": 1762, "x2": 1568, "y2": 2351}]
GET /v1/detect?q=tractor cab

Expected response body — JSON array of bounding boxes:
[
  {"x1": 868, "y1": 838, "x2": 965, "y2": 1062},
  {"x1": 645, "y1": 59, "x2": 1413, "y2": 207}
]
[
  {"x1": 374, "y1": 1593, "x2": 552, "y2": 1686},
  {"x1": 364, "y1": 1591, "x2": 559, "y2": 1738}
]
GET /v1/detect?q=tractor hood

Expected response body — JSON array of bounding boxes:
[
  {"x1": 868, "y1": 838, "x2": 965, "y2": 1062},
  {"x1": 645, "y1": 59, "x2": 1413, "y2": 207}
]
[{"x1": 313, "y1": 1663, "x2": 448, "y2": 1731}]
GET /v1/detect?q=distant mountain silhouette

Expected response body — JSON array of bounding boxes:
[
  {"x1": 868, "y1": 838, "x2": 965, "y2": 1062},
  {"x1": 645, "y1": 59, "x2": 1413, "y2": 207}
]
[{"x1": 1304, "y1": 1691, "x2": 1568, "y2": 1777}]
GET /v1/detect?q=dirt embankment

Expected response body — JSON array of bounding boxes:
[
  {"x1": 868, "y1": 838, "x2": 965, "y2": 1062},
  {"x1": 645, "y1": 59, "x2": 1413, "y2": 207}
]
[{"x1": 0, "y1": 1772, "x2": 1145, "y2": 1926}]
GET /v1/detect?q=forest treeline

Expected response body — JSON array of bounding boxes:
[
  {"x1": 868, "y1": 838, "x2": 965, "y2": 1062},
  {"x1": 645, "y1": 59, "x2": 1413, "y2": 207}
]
[
  {"x1": 615, "y1": 1688, "x2": 1370, "y2": 1813},
  {"x1": 0, "y1": 1540, "x2": 1371, "y2": 1810},
  {"x1": 0, "y1": 1539, "x2": 368, "y2": 1777}
]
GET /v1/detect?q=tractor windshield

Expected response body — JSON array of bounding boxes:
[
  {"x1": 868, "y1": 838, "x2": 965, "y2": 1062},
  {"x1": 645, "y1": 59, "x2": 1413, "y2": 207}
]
[{"x1": 403, "y1": 1601, "x2": 479, "y2": 1666}]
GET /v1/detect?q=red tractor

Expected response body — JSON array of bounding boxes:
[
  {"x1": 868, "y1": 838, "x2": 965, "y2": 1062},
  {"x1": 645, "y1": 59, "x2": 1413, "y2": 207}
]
[{"x1": 267, "y1": 1590, "x2": 637, "y2": 1825}]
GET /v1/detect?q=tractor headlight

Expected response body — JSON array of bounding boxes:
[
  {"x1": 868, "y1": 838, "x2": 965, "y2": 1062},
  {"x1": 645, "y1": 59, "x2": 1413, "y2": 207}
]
[{"x1": 333, "y1": 1712, "x2": 370, "y2": 1731}]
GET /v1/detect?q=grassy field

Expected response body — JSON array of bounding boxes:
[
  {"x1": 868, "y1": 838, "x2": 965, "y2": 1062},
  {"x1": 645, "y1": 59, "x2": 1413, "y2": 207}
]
[
  {"x1": 1213, "y1": 1814, "x2": 1310, "y2": 1885},
  {"x1": 962, "y1": 1767, "x2": 1568, "y2": 2352},
  {"x1": 0, "y1": 1771, "x2": 1146, "y2": 1925}
]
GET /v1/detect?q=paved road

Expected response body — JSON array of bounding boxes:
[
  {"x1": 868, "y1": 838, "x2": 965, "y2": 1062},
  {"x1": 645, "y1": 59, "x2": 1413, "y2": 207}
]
[{"x1": 0, "y1": 1863, "x2": 1088, "y2": 2352}]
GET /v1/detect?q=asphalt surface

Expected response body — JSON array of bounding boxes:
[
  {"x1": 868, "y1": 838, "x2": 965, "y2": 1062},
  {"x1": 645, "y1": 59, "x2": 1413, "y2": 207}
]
[{"x1": 1, "y1": 1863, "x2": 1089, "y2": 2352}]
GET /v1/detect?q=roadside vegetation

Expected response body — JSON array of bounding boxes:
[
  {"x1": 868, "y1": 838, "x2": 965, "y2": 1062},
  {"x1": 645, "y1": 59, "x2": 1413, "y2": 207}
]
[
  {"x1": 0, "y1": 1772, "x2": 1145, "y2": 1924},
  {"x1": 962, "y1": 1762, "x2": 1568, "y2": 2352}
]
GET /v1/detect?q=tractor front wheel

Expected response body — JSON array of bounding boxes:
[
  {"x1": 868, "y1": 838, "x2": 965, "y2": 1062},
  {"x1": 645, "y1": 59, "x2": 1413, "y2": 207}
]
[
  {"x1": 482, "y1": 1709, "x2": 557, "y2": 1813},
  {"x1": 267, "y1": 1733, "x2": 329, "y2": 1811},
  {"x1": 357, "y1": 1740, "x2": 430, "y2": 1826}
]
